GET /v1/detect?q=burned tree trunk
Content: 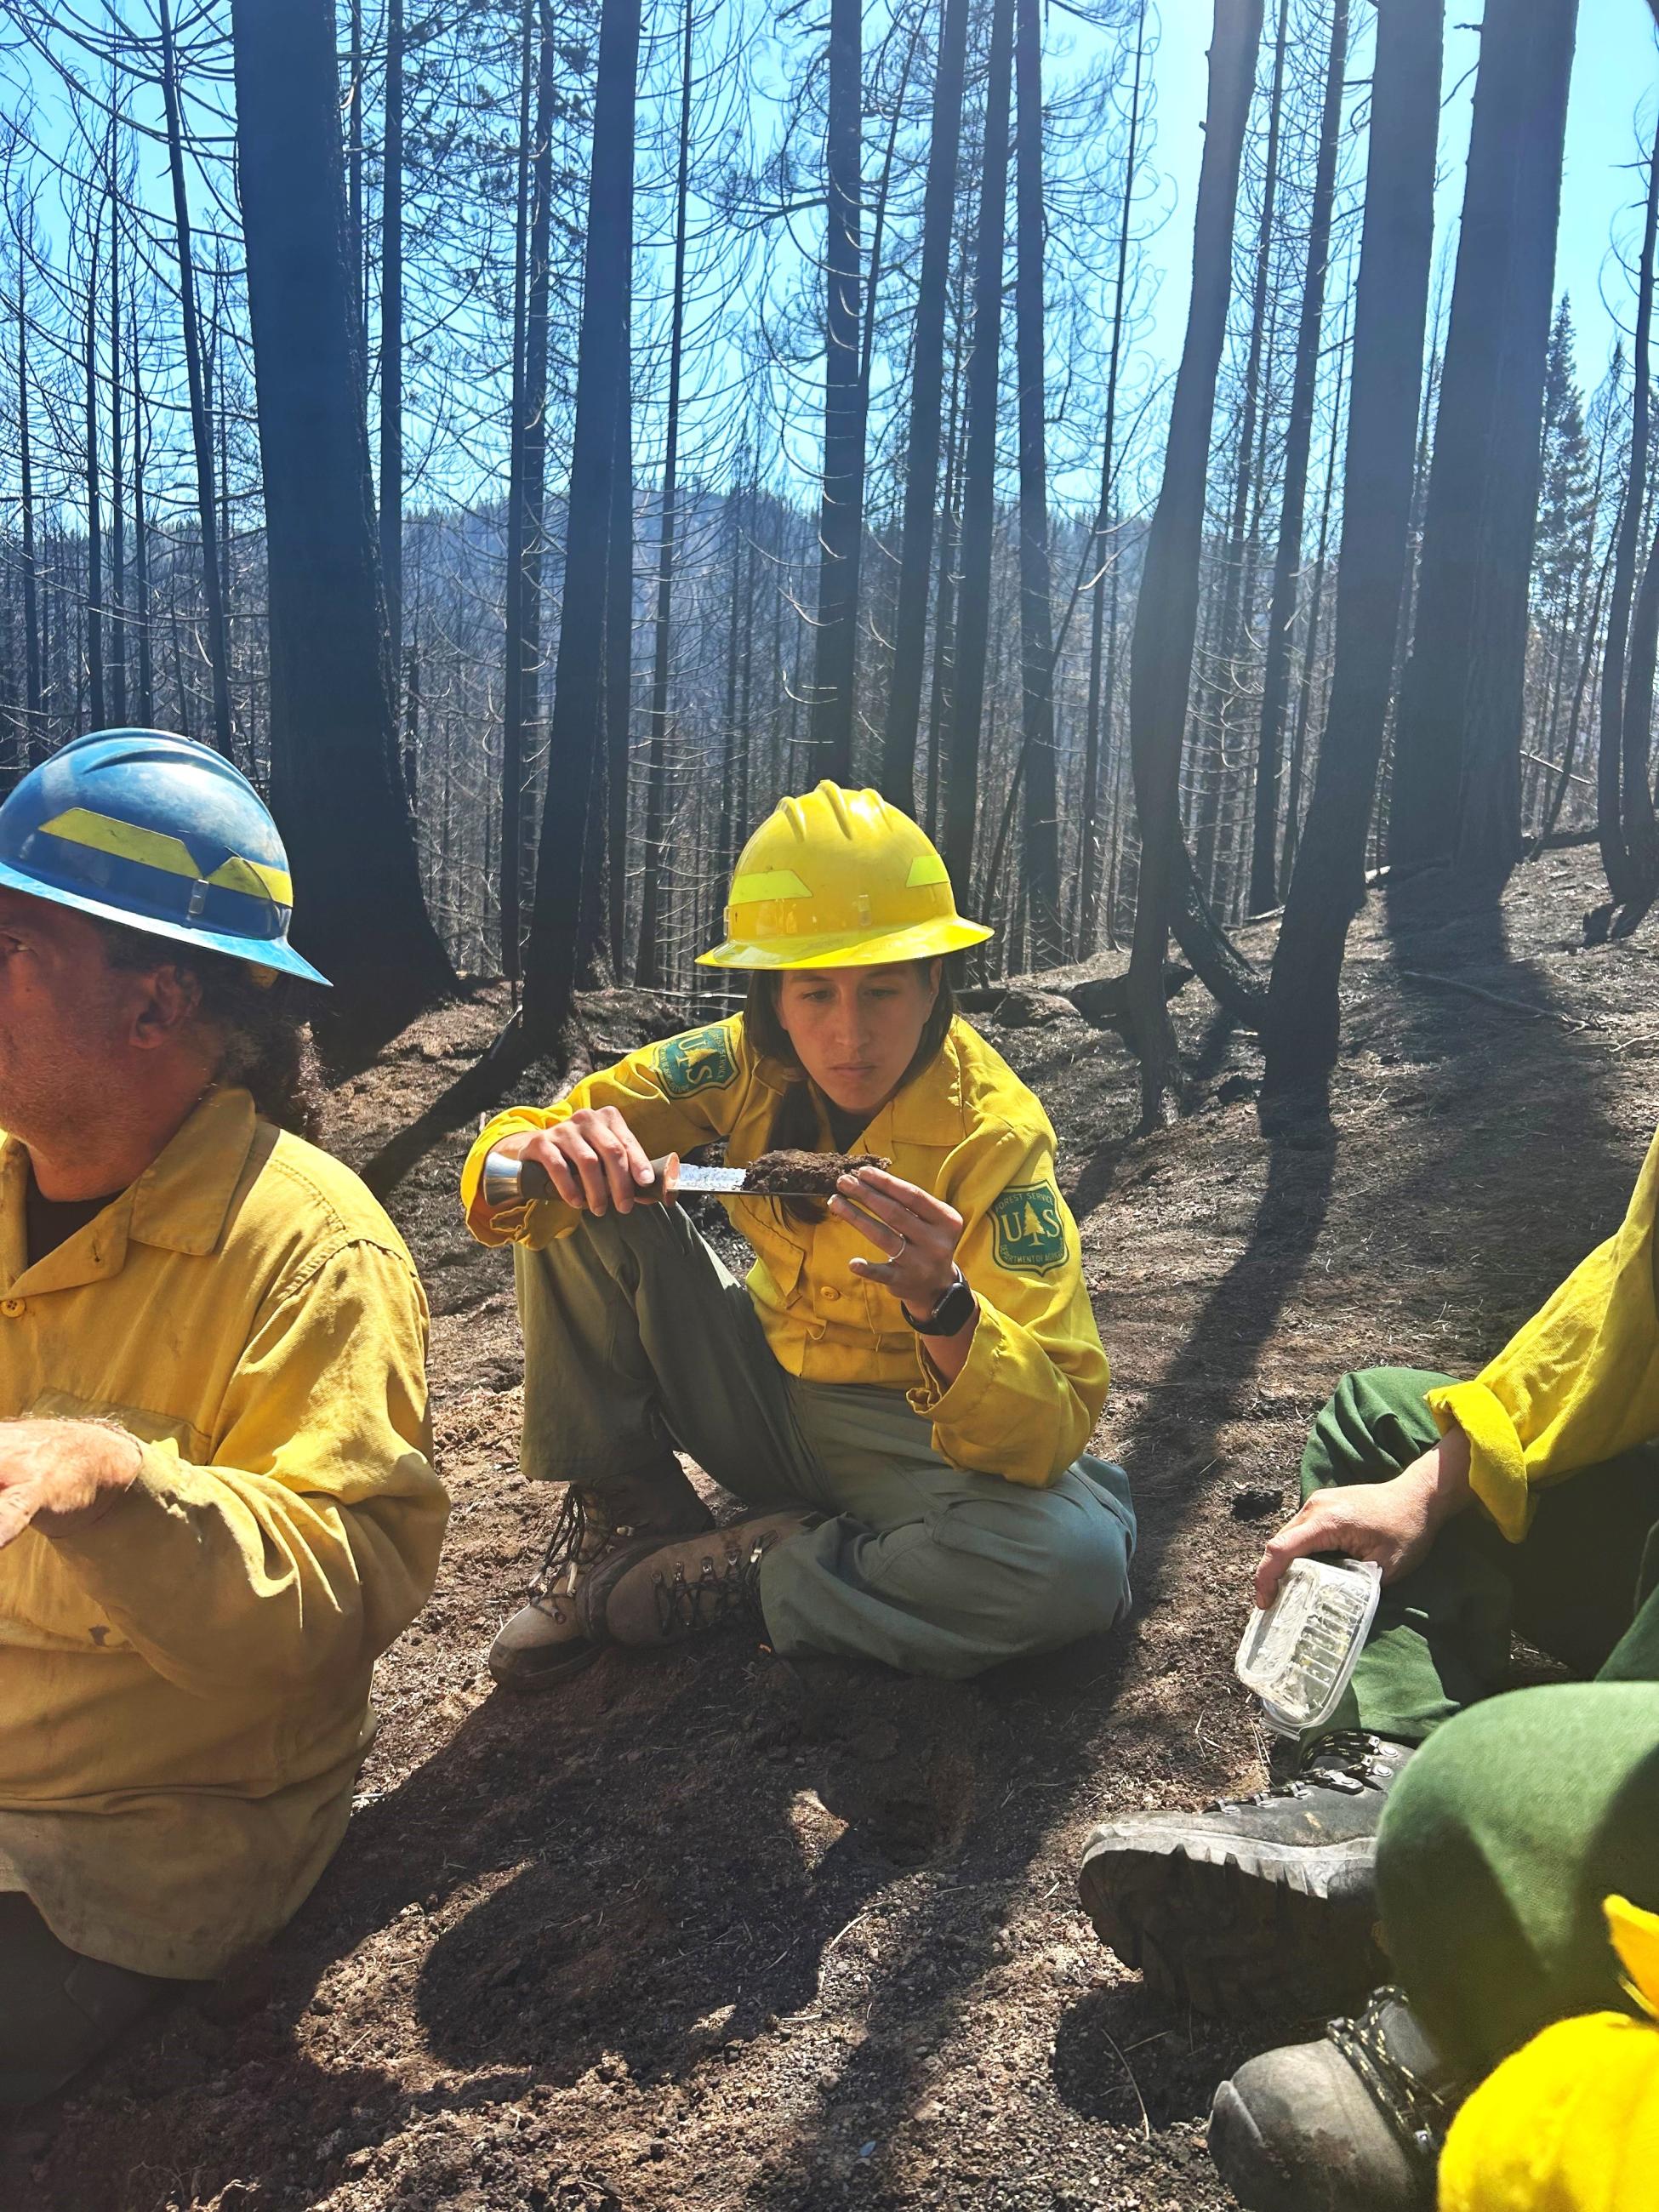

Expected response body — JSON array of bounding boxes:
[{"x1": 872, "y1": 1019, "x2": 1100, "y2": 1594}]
[
  {"x1": 83, "y1": 200, "x2": 105, "y2": 732},
  {"x1": 16, "y1": 265, "x2": 41, "y2": 761},
  {"x1": 522, "y1": 0, "x2": 640, "y2": 1040},
  {"x1": 161, "y1": 0, "x2": 234, "y2": 759},
  {"x1": 636, "y1": 0, "x2": 695, "y2": 987},
  {"x1": 882, "y1": 0, "x2": 968, "y2": 810},
  {"x1": 1013, "y1": 0, "x2": 1061, "y2": 964},
  {"x1": 807, "y1": 0, "x2": 865, "y2": 784},
  {"x1": 1250, "y1": 0, "x2": 1347, "y2": 912},
  {"x1": 943, "y1": 0, "x2": 1013, "y2": 907},
  {"x1": 231, "y1": 0, "x2": 453, "y2": 1018},
  {"x1": 1266, "y1": 0, "x2": 1442, "y2": 1097},
  {"x1": 1126, "y1": 0, "x2": 1263, "y2": 1125},
  {"x1": 1079, "y1": 0, "x2": 1147, "y2": 955},
  {"x1": 380, "y1": 0, "x2": 405, "y2": 687},
  {"x1": 1388, "y1": 0, "x2": 1578, "y2": 880},
  {"x1": 1599, "y1": 129, "x2": 1659, "y2": 904}
]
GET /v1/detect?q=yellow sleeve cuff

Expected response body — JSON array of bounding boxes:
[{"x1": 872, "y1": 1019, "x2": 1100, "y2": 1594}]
[
  {"x1": 905, "y1": 1303, "x2": 1062, "y2": 1490},
  {"x1": 1425, "y1": 1378, "x2": 1531, "y2": 1543},
  {"x1": 459, "y1": 1108, "x2": 574, "y2": 1246}
]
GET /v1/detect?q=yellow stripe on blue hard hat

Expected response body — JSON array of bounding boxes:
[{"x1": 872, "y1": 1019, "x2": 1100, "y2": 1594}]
[
  {"x1": 207, "y1": 853, "x2": 294, "y2": 904},
  {"x1": 37, "y1": 807, "x2": 293, "y2": 907}
]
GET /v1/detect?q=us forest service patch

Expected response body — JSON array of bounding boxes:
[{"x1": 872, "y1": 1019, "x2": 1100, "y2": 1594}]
[
  {"x1": 655, "y1": 1024, "x2": 738, "y2": 1099},
  {"x1": 989, "y1": 1182, "x2": 1069, "y2": 1274}
]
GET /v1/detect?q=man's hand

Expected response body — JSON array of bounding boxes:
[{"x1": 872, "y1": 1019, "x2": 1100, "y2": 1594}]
[
  {"x1": 486, "y1": 1108, "x2": 658, "y2": 1217},
  {"x1": 0, "y1": 1418, "x2": 142, "y2": 1549},
  {"x1": 1253, "y1": 1425, "x2": 1473, "y2": 1607}
]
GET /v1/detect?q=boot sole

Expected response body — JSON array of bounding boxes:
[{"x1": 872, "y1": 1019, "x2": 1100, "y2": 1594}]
[
  {"x1": 1080, "y1": 1836, "x2": 1387, "y2": 2018},
  {"x1": 487, "y1": 1637, "x2": 603, "y2": 1692}
]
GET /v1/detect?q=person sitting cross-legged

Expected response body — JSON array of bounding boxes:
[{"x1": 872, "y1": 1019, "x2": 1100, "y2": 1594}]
[
  {"x1": 1078, "y1": 1125, "x2": 1659, "y2": 2209},
  {"x1": 463, "y1": 782, "x2": 1136, "y2": 1686},
  {"x1": 0, "y1": 731, "x2": 448, "y2": 2107}
]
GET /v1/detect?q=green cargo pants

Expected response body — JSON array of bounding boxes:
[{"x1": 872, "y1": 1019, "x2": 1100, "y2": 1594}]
[
  {"x1": 1304, "y1": 1365, "x2": 1659, "y2": 2076},
  {"x1": 0, "y1": 1894, "x2": 172, "y2": 2106},
  {"x1": 513, "y1": 1200, "x2": 1136, "y2": 1679}
]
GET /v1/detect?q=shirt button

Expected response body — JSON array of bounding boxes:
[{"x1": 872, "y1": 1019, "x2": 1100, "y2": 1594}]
[
  {"x1": 1, "y1": 1298, "x2": 23, "y2": 1317},
  {"x1": 821, "y1": 1285, "x2": 840, "y2": 1303}
]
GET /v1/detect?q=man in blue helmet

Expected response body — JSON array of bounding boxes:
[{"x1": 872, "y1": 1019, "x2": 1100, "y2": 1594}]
[{"x1": 0, "y1": 731, "x2": 448, "y2": 2105}]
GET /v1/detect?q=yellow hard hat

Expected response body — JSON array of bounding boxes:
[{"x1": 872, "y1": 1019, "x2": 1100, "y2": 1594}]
[{"x1": 698, "y1": 781, "x2": 993, "y2": 970}]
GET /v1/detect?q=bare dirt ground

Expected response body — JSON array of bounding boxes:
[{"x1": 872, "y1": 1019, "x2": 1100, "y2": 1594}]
[{"x1": 8, "y1": 844, "x2": 1655, "y2": 2212}]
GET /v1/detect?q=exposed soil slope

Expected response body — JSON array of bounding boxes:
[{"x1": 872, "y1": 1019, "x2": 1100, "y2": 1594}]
[{"x1": 9, "y1": 847, "x2": 1654, "y2": 2212}]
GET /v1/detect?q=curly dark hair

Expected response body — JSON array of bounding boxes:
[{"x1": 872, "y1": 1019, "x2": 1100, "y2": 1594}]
[{"x1": 95, "y1": 917, "x2": 325, "y2": 1138}]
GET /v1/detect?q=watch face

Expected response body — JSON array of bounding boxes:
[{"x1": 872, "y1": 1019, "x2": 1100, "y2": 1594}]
[{"x1": 921, "y1": 1280, "x2": 975, "y2": 1335}]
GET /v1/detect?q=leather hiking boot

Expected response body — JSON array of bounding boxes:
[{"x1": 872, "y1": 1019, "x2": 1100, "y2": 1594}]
[
  {"x1": 488, "y1": 1475, "x2": 713, "y2": 1690},
  {"x1": 1209, "y1": 1987, "x2": 1462, "y2": 2212},
  {"x1": 1078, "y1": 1730, "x2": 1411, "y2": 2014},
  {"x1": 578, "y1": 1513, "x2": 810, "y2": 1649}
]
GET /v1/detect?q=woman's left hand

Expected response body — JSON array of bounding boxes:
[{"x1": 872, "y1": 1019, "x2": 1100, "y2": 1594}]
[{"x1": 830, "y1": 1165, "x2": 965, "y2": 1318}]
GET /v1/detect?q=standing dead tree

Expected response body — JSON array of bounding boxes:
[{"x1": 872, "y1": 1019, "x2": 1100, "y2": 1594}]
[
  {"x1": 881, "y1": 0, "x2": 968, "y2": 812},
  {"x1": 1265, "y1": 0, "x2": 1443, "y2": 1100},
  {"x1": 231, "y1": 0, "x2": 453, "y2": 1021},
  {"x1": 1126, "y1": 0, "x2": 1263, "y2": 1126},
  {"x1": 522, "y1": 0, "x2": 641, "y2": 1042},
  {"x1": 636, "y1": 0, "x2": 697, "y2": 989},
  {"x1": 159, "y1": 0, "x2": 234, "y2": 759},
  {"x1": 1078, "y1": 0, "x2": 1148, "y2": 956},
  {"x1": 1389, "y1": 0, "x2": 1579, "y2": 882},
  {"x1": 943, "y1": 0, "x2": 1014, "y2": 909},
  {"x1": 1013, "y1": 0, "x2": 1061, "y2": 964},
  {"x1": 1249, "y1": 0, "x2": 1348, "y2": 913},
  {"x1": 1598, "y1": 128, "x2": 1659, "y2": 907},
  {"x1": 807, "y1": 0, "x2": 864, "y2": 784}
]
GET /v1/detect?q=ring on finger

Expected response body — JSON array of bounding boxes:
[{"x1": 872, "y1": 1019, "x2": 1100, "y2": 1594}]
[{"x1": 892, "y1": 1233, "x2": 908, "y2": 1259}]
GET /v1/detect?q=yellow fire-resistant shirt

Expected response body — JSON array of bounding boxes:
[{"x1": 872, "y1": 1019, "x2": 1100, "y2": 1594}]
[
  {"x1": 0, "y1": 1087, "x2": 448, "y2": 1979},
  {"x1": 1427, "y1": 1123, "x2": 1659, "y2": 1542},
  {"x1": 1439, "y1": 1896, "x2": 1659, "y2": 2212},
  {"x1": 461, "y1": 1014, "x2": 1109, "y2": 1490}
]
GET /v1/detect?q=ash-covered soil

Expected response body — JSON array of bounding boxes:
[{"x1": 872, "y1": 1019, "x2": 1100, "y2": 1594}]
[{"x1": 9, "y1": 846, "x2": 1654, "y2": 2212}]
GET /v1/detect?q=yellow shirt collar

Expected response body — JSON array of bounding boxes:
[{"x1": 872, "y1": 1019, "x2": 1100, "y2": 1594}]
[{"x1": 0, "y1": 1086, "x2": 259, "y2": 1295}]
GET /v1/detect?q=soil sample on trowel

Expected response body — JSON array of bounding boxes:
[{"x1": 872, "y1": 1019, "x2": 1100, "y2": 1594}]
[{"x1": 741, "y1": 1148, "x2": 892, "y2": 1196}]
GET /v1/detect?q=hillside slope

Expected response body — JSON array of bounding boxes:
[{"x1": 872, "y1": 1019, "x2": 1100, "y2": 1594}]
[{"x1": 10, "y1": 847, "x2": 1655, "y2": 2212}]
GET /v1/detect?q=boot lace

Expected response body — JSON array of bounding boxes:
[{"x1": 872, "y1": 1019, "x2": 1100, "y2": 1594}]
[
  {"x1": 1217, "y1": 1729, "x2": 1400, "y2": 1812},
  {"x1": 530, "y1": 1485, "x2": 617, "y2": 1602},
  {"x1": 1328, "y1": 1987, "x2": 1462, "y2": 2169},
  {"x1": 650, "y1": 1531, "x2": 770, "y2": 1639}
]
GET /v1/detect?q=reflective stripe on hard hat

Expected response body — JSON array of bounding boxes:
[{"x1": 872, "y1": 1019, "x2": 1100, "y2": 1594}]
[
  {"x1": 698, "y1": 780, "x2": 992, "y2": 970},
  {"x1": 37, "y1": 808, "x2": 296, "y2": 908}
]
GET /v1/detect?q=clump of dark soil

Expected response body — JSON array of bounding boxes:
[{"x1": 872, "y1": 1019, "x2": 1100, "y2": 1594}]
[
  {"x1": 743, "y1": 1148, "x2": 892, "y2": 1195},
  {"x1": 9, "y1": 847, "x2": 1656, "y2": 2212}
]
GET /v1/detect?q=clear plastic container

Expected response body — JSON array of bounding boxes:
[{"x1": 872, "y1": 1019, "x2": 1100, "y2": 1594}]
[{"x1": 1234, "y1": 1556, "x2": 1382, "y2": 1736}]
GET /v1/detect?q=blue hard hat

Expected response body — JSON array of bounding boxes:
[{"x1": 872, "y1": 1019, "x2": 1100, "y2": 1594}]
[{"x1": 0, "y1": 730, "x2": 330, "y2": 986}]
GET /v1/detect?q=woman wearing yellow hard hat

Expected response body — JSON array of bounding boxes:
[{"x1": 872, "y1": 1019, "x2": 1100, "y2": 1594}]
[{"x1": 462, "y1": 782, "x2": 1134, "y2": 1687}]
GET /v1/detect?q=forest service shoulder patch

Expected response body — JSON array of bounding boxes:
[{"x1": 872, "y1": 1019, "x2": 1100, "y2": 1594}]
[
  {"x1": 655, "y1": 1023, "x2": 738, "y2": 1099},
  {"x1": 989, "y1": 1182, "x2": 1069, "y2": 1274}
]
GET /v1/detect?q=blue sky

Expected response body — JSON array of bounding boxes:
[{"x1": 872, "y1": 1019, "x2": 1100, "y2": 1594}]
[{"x1": 1142, "y1": 1, "x2": 1659, "y2": 397}]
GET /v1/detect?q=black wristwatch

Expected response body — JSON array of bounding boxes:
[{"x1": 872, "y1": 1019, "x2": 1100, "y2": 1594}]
[{"x1": 903, "y1": 1266, "x2": 978, "y2": 1337}]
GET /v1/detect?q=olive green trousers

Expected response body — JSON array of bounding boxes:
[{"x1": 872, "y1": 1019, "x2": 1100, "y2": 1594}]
[
  {"x1": 514, "y1": 1202, "x2": 1136, "y2": 1679},
  {"x1": 1305, "y1": 1366, "x2": 1659, "y2": 2076},
  {"x1": 0, "y1": 1894, "x2": 172, "y2": 2106}
]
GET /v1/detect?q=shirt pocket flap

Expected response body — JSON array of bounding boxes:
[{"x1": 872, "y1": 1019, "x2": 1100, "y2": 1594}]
[
  {"x1": 26, "y1": 1387, "x2": 205, "y2": 1457},
  {"x1": 746, "y1": 1232, "x2": 806, "y2": 1308}
]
